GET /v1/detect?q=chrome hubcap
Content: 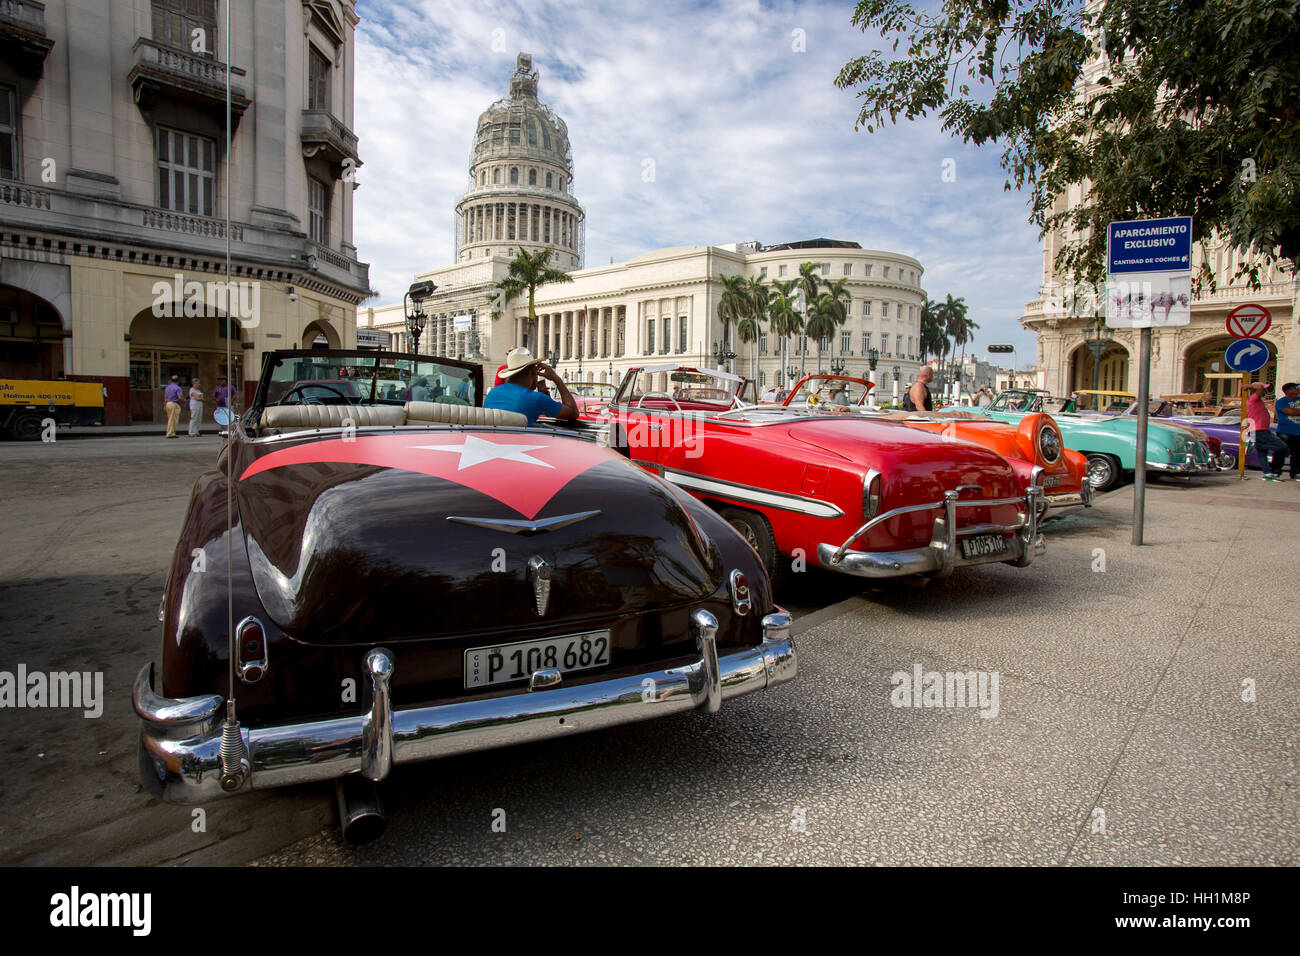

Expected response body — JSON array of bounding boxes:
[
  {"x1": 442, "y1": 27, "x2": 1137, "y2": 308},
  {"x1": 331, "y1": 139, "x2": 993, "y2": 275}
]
[{"x1": 1086, "y1": 458, "x2": 1112, "y2": 487}]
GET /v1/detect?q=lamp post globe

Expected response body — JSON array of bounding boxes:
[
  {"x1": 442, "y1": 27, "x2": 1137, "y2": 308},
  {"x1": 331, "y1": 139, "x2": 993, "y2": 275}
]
[{"x1": 403, "y1": 280, "x2": 436, "y2": 354}]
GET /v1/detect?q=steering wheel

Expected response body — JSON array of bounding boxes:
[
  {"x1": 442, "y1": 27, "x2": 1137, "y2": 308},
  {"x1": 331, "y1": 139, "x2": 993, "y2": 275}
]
[
  {"x1": 635, "y1": 390, "x2": 683, "y2": 412},
  {"x1": 275, "y1": 383, "x2": 357, "y2": 407}
]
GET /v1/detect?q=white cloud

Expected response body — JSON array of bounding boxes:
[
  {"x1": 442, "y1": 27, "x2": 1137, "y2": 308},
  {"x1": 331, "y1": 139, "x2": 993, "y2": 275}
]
[{"x1": 353, "y1": 0, "x2": 1044, "y2": 358}]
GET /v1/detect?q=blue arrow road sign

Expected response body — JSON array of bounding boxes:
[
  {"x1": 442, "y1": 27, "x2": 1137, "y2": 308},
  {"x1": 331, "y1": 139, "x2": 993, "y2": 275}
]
[{"x1": 1225, "y1": 337, "x2": 1270, "y2": 373}]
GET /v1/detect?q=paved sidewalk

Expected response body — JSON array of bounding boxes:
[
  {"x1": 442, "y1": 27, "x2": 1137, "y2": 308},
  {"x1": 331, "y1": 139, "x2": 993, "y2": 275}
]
[
  {"x1": 258, "y1": 473, "x2": 1300, "y2": 866},
  {"x1": 53, "y1": 421, "x2": 228, "y2": 439}
]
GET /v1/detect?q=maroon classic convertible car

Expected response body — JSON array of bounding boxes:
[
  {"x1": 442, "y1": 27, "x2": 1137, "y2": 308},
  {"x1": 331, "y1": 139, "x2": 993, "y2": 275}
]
[
  {"x1": 134, "y1": 350, "x2": 795, "y2": 841},
  {"x1": 602, "y1": 364, "x2": 1047, "y2": 584}
]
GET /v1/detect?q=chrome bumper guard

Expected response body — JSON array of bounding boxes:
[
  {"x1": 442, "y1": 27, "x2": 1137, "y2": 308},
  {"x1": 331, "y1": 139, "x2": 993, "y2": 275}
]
[
  {"x1": 1045, "y1": 477, "x2": 1092, "y2": 510},
  {"x1": 1148, "y1": 452, "x2": 1223, "y2": 475},
  {"x1": 136, "y1": 609, "x2": 797, "y2": 804},
  {"x1": 817, "y1": 487, "x2": 1046, "y2": 578}
]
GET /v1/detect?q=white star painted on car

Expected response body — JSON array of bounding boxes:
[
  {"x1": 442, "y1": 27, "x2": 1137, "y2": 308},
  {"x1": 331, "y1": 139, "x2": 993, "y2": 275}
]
[{"x1": 411, "y1": 435, "x2": 555, "y2": 471}]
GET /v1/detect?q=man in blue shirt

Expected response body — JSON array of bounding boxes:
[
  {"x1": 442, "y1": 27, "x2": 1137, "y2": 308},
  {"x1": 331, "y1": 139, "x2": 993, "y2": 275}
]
[
  {"x1": 1273, "y1": 382, "x2": 1300, "y2": 480},
  {"x1": 484, "y1": 347, "x2": 577, "y2": 425}
]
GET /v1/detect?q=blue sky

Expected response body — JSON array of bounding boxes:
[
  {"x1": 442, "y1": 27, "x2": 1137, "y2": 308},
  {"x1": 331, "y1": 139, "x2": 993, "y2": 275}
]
[{"x1": 352, "y1": 0, "x2": 1044, "y2": 361}]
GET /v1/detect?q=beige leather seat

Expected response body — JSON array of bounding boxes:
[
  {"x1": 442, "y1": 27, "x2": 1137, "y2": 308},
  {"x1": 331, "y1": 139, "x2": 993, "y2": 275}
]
[
  {"x1": 261, "y1": 404, "x2": 406, "y2": 433},
  {"x1": 405, "y1": 402, "x2": 527, "y2": 428}
]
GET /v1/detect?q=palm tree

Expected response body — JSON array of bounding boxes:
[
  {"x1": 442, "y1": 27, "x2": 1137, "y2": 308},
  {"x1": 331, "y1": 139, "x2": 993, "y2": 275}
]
[
  {"x1": 769, "y1": 279, "x2": 802, "y2": 385},
  {"x1": 919, "y1": 298, "x2": 944, "y2": 363},
  {"x1": 491, "y1": 248, "x2": 574, "y2": 356},
  {"x1": 739, "y1": 275, "x2": 770, "y2": 384},
  {"x1": 716, "y1": 274, "x2": 749, "y2": 372},
  {"x1": 934, "y1": 293, "x2": 969, "y2": 385},
  {"x1": 796, "y1": 262, "x2": 822, "y2": 376},
  {"x1": 805, "y1": 294, "x2": 840, "y2": 374},
  {"x1": 952, "y1": 313, "x2": 980, "y2": 373},
  {"x1": 823, "y1": 277, "x2": 852, "y2": 364}
]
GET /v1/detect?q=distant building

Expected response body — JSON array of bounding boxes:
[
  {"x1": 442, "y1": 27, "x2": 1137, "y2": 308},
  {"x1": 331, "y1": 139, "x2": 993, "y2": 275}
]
[
  {"x1": 362, "y1": 55, "x2": 928, "y2": 389},
  {"x1": 0, "y1": 0, "x2": 370, "y2": 423}
]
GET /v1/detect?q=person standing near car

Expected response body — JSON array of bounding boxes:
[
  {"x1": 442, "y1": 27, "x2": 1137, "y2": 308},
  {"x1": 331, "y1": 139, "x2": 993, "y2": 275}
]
[
  {"x1": 163, "y1": 374, "x2": 183, "y2": 438},
  {"x1": 902, "y1": 366, "x2": 934, "y2": 412},
  {"x1": 1246, "y1": 382, "x2": 1288, "y2": 479},
  {"x1": 187, "y1": 378, "x2": 204, "y2": 438},
  {"x1": 1273, "y1": 382, "x2": 1300, "y2": 480}
]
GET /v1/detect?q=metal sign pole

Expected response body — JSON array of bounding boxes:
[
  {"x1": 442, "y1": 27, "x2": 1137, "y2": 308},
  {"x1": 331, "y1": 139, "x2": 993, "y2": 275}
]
[
  {"x1": 1132, "y1": 327, "x2": 1152, "y2": 545},
  {"x1": 1239, "y1": 373, "x2": 1248, "y2": 478}
]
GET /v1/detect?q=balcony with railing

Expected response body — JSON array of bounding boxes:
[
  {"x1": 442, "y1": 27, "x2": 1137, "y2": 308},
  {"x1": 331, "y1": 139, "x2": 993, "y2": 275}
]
[
  {"x1": 0, "y1": 181, "x2": 370, "y2": 299},
  {"x1": 300, "y1": 110, "x2": 360, "y2": 172},
  {"x1": 0, "y1": 0, "x2": 53, "y2": 77},
  {"x1": 128, "y1": 38, "x2": 250, "y2": 127}
]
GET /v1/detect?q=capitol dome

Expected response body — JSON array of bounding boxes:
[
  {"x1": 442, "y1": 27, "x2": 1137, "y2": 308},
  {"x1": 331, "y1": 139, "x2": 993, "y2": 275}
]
[{"x1": 455, "y1": 53, "x2": 585, "y2": 269}]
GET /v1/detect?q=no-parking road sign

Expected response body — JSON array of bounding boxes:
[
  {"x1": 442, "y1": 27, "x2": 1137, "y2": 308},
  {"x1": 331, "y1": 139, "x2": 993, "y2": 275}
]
[
  {"x1": 1226, "y1": 303, "x2": 1272, "y2": 339},
  {"x1": 1224, "y1": 337, "x2": 1271, "y2": 373}
]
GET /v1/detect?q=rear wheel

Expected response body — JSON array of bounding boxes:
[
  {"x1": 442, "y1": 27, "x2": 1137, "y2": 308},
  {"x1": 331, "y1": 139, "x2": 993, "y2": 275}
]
[
  {"x1": 11, "y1": 414, "x2": 44, "y2": 441},
  {"x1": 1084, "y1": 453, "x2": 1121, "y2": 492},
  {"x1": 718, "y1": 506, "x2": 787, "y2": 587}
]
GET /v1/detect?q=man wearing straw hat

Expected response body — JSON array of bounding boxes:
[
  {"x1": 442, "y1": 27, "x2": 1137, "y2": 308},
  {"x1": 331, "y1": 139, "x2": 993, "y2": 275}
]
[{"x1": 484, "y1": 347, "x2": 578, "y2": 426}]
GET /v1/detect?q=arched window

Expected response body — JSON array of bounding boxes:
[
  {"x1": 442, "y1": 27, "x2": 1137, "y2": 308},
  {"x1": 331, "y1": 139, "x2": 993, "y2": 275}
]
[
  {"x1": 526, "y1": 120, "x2": 537, "y2": 146},
  {"x1": 542, "y1": 126, "x2": 551, "y2": 149},
  {"x1": 510, "y1": 167, "x2": 519, "y2": 185},
  {"x1": 493, "y1": 168, "x2": 500, "y2": 184},
  {"x1": 480, "y1": 171, "x2": 486, "y2": 186},
  {"x1": 558, "y1": 177, "x2": 565, "y2": 192},
  {"x1": 546, "y1": 172, "x2": 553, "y2": 189},
  {"x1": 528, "y1": 168, "x2": 537, "y2": 185}
]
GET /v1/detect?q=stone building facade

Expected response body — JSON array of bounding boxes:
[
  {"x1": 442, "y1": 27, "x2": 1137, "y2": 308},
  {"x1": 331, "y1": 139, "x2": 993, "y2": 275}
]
[
  {"x1": 0, "y1": 0, "x2": 370, "y2": 423},
  {"x1": 360, "y1": 54, "x2": 927, "y2": 391}
]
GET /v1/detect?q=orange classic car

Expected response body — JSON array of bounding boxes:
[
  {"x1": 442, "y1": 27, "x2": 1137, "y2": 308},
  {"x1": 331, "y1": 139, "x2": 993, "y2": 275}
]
[{"x1": 781, "y1": 375, "x2": 1092, "y2": 510}]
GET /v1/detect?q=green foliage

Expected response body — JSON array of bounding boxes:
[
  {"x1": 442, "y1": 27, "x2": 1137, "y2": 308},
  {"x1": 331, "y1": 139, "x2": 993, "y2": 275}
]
[
  {"x1": 835, "y1": 0, "x2": 1300, "y2": 289},
  {"x1": 491, "y1": 248, "x2": 574, "y2": 323}
]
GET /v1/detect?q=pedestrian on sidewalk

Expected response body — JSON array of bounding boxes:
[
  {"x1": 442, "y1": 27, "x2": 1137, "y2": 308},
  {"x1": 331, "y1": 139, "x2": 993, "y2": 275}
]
[
  {"x1": 1274, "y1": 382, "x2": 1300, "y2": 480},
  {"x1": 163, "y1": 375, "x2": 182, "y2": 438},
  {"x1": 1246, "y1": 382, "x2": 1288, "y2": 479},
  {"x1": 187, "y1": 379, "x2": 205, "y2": 438}
]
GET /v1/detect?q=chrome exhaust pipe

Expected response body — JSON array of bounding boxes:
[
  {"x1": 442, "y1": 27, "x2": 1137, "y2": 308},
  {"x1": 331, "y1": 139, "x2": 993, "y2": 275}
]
[{"x1": 335, "y1": 774, "x2": 387, "y2": 845}]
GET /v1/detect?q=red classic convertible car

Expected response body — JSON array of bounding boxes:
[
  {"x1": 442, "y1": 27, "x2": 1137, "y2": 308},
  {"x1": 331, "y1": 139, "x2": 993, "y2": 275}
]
[
  {"x1": 780, "y1": 375, "x2": 1092, "y2": 510},
  {"x1": 600, "y1": 364, "x2": 1046, "y2": 583},
  {"x1": 134, "y1": 350, "x2": 796, "y2": 842}
]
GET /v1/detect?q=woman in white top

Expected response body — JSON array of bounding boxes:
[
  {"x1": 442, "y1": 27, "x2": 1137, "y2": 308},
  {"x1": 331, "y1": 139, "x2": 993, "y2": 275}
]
[{"x1": 188, "y1": 380, "x2": 205, "y2": 437}]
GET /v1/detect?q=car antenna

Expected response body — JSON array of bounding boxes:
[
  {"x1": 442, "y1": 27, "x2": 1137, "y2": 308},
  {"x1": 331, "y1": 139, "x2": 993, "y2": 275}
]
[{"x1": 218, "y1": 0, "x2": 248, "y2": 793}]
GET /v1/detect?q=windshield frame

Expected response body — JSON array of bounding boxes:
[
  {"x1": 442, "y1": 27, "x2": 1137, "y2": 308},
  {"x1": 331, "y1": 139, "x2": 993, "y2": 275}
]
[{"x1": 249, "y1": 349, "x2": 485, "y2": 415}]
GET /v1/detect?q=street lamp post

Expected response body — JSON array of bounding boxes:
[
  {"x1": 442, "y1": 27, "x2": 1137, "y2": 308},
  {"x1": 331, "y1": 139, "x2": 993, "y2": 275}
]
[
  {"x1": 403, "y1": 280, "x2": 436, "y2": 354},
  {"x1": 1082, "y1": 321, "x2": 1114, "y2": 401},
  {"x1": 608, "y1": 361, "x2": 614, "y2": 385},
  {"x1": 785, "y1": 364, "x2": 800, "y2": 386},
  {"x1": 712, "y1": 340, "x2": 736, "y2": 371},
  {"x1": 892, "y1": 364, "x2": 900, "y2": 405},
  {"x1": 830, "y1": 357, "x2": 847, "y2": 376},
  {"x1": 865, "y1": 347, "x2": 880, "y2": 402}
]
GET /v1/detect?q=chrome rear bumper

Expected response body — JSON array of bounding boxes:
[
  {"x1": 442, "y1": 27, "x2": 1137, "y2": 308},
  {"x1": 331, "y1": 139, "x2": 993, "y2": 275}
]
[
  {"x1": 136, "y1": 609, "x2": 796, "y2": 804},
  {"x1": 817, "y1": 487, "x2": 1046, "y2": 578}
]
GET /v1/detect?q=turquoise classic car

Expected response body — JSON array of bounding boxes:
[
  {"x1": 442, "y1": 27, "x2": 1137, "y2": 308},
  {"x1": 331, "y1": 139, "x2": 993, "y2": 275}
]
[{"x1": 957, "y1": 389, "x2": 1221, "y2": 491}]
